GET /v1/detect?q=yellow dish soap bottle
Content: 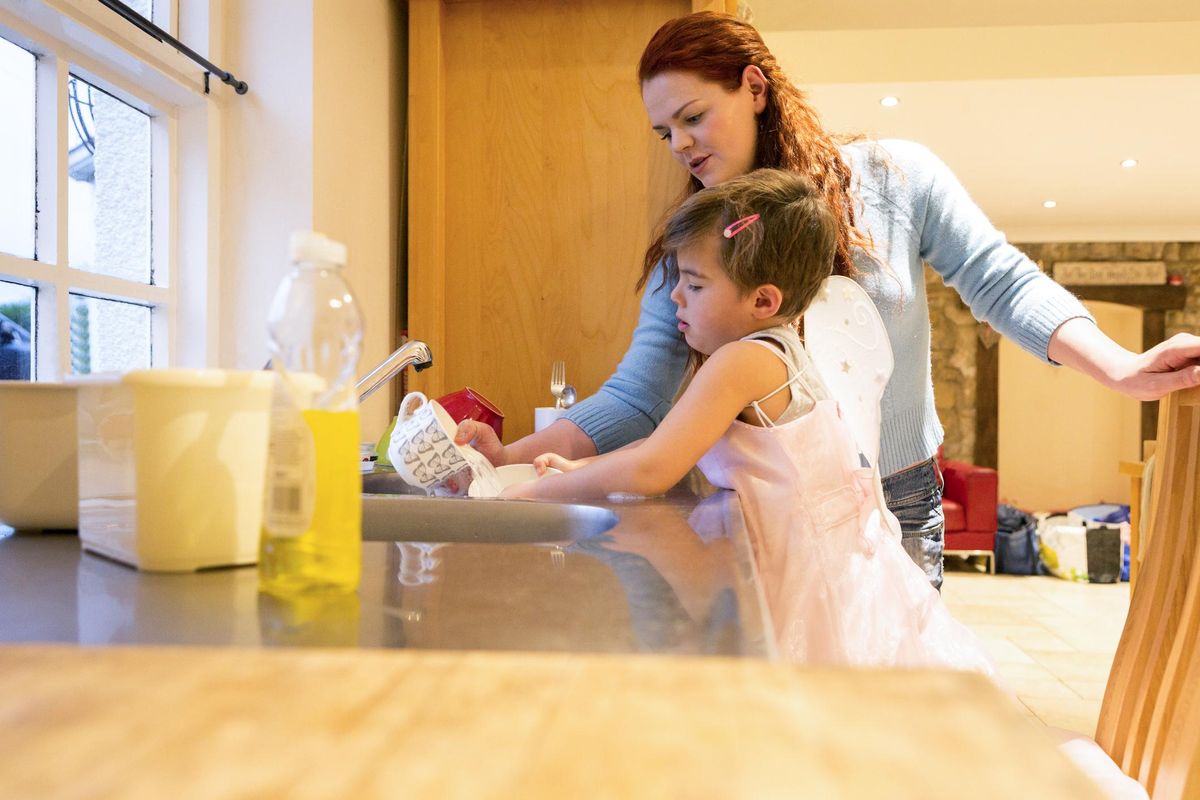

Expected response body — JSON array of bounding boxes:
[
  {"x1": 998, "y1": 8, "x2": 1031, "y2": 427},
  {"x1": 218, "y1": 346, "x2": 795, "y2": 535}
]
[{"x1": 259, "y1": 231, "x2": 364, "y2": 596}]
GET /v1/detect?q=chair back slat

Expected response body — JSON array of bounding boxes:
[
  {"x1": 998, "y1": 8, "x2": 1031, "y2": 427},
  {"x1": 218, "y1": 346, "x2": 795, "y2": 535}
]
[
  {"x1": 1095, "y1": 386, "x2": 1200, "y2": 798},
  {"x1": 1149, "y1": 577, "x2": 1200, "y2": 797},
  {"x1": 1146, "y1": 558, "x2": 1200, "y2": 796},
  {"x1": 1140, "y1": 397, "x2": 1199, "y2": 796}
]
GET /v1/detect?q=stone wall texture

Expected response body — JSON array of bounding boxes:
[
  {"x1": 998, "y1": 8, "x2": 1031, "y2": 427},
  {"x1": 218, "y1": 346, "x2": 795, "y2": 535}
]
[{"x1": 927, "y1": 242, "x2": 1200, "y2": 463}]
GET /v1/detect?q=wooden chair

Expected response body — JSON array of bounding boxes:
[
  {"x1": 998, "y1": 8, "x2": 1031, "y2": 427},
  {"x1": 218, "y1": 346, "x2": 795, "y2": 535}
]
[
  {"x1": 1119, "y1": 440, "x2": 1158, "y2": 593},
  {"x1": 1090, "y1": 385, "x2": 1200, "y2": 797}
]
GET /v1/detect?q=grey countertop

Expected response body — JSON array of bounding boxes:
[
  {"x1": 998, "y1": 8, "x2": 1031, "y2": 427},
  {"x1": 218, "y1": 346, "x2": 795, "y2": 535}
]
[{"x1": 0, "y1": 488, "x2": 774, "y2": 658}]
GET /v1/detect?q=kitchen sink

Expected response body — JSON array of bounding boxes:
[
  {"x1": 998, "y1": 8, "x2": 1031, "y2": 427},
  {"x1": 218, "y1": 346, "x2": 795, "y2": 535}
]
[
  {"x1": 362, "y1": 471, "x2": 427, "y2": 497},
  {"x1": 361, "y1": 471, "x2": 618, "y2": 543}
]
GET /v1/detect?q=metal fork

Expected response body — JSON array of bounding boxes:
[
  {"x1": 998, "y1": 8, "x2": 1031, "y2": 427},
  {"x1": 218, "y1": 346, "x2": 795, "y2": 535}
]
[{"x1": 550, "y1": 360, "x2": 566, "y2": 409}]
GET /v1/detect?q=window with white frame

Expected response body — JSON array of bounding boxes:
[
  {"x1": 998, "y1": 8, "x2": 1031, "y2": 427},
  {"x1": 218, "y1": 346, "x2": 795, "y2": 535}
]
[{"x1": 0, "y1": 0, "x2": 217, "y2": 381}]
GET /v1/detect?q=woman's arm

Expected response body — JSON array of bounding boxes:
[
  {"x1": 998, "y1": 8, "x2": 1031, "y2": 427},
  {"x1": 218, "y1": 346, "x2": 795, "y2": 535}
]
[
  {"x1": 910, "y1": 141, "x2": 1093, "y2": 363},
  {"x1": 560, "y1": 269, "x2": 691, "y2": 453},
  {"x1": 504, "y1": 341, "x2": 785, "y2": 501},
  {"x1": 907, "y1": 142, "x2": 1200, "y2": 399},
  {"x1": 534, "y1": 437, "x2": 646, "y2": 475},
  {"x1": 456, "y1": 266, "x2": 689, "y2": 467},
  {"x1": 454, "y1": 417, "x2": 594, "y2": 467},
  {"x1": 1048, "y1": 318, "x2": 1200, "y2": 401}
]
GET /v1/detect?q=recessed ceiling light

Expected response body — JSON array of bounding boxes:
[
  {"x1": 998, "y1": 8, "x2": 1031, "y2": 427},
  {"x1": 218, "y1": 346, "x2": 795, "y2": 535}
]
[
  {"x1": 1121, "y1": 159, "x2": 1138, "y2": 168},
  {"x1": 1043, "y1": 200, "x2": 1057, "y2": 209},
  {"x1": 879, "y1": 96, "x2": 899, "y2": 108}
]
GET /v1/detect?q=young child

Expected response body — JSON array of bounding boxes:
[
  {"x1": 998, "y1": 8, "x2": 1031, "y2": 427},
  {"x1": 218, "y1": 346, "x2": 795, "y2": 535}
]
[{"x1": 503, "y1": 169, "x2": 993, "y2": 673}]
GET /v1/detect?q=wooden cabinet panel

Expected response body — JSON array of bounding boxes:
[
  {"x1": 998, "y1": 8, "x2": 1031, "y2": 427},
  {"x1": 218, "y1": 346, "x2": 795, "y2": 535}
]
[{"x1": 408, "y1": 0, "x2": 688, "y2": 442}]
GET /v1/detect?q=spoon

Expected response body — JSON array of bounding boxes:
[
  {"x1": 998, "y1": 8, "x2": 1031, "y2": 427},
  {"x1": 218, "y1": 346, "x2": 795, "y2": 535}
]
[{"x1": 560, "y1": 384, "x2": 577, "y2": 408}]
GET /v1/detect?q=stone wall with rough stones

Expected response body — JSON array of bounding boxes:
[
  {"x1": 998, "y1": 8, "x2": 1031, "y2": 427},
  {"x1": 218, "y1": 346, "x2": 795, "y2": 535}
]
[{"x1": 926, "y1": 242, "x2": 1200, "y2": 463}]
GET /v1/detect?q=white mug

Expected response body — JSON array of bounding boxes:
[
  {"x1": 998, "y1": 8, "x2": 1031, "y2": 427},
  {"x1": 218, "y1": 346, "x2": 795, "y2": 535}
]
[
  {"x1": 388, "y1": 392, "x2": 472, "y2": 491},
  {"x1": 534, "y1": 406, "x2": 566, "y2": 433}
]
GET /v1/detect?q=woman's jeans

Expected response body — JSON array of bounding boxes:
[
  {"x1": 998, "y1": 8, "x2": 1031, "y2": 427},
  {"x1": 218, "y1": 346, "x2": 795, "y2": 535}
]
[{"x1": 881, "y1": 457, "x2": 944, "y2": 591}]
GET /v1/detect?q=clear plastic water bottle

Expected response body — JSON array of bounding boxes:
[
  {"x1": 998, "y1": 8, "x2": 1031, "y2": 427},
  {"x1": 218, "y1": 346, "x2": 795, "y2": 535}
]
[{"x1": 259, "y1": 231, "x2": 364, "y2": 596}]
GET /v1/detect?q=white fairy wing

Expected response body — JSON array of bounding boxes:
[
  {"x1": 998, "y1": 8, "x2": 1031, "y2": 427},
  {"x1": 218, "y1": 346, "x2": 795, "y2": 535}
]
[{"x1": 804, "y1": 275, "x2": 894, "y2": 468}]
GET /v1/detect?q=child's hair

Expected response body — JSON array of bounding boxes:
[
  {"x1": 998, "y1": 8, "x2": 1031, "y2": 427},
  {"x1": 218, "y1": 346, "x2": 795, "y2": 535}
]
[{"x1": 662, "y1": 169, "x2": 837, "y2": 319}]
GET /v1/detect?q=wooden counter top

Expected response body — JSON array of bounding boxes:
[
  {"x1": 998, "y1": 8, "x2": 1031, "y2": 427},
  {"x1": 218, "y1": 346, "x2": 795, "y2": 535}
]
[{"x1": 0, "y1": 645, "x2": 1099, "y2": 799}]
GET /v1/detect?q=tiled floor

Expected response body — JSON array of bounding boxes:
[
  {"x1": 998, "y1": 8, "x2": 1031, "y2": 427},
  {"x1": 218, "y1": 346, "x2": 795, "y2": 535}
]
[{"x1": 941, "y1": 558, "x2": 1131, "y2": 736}]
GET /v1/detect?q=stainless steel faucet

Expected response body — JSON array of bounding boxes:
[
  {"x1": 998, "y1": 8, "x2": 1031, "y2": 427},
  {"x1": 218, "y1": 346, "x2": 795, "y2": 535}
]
[{"x1": 356, "y1": 339, "x2": 433, "y2": 404}]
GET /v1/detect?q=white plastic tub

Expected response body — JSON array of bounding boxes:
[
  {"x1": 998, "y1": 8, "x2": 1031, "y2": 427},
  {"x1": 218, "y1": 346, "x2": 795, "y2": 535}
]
[
  {"x1": 0, "y1": 381, "x2": 78, "y2": 530},
  {"x1": 75, "y1": 369, "x2": 274, "y2": 571}
]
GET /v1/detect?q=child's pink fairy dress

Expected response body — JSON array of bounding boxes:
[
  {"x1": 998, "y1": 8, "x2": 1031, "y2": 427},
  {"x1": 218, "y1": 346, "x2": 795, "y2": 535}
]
[{"x1": 696, "y1": 279, "x2": 994, "y2": 673}]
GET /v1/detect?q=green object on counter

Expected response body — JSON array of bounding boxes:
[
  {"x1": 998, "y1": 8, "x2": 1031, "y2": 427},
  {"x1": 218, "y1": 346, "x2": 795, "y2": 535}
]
[{"x1": 375, "y1": 416, "x2": 397, "y2": 468}]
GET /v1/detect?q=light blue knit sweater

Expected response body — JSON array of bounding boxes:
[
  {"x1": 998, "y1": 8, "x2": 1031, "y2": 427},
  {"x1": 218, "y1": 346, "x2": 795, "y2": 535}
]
[{"x1": 564, "y1": 140, "x2": 1093, "y2": 476}]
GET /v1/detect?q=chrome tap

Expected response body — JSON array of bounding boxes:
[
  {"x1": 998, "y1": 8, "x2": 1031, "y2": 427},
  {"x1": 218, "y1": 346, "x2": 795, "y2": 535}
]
[{"x1": 356, "y1": 339, "x2": 433, "y2": 404}]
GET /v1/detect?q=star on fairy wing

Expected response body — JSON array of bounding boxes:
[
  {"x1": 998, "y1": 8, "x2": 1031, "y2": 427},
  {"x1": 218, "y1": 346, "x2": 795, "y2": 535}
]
[{"x1": 804, "y1": 275, "x2": 894, "y2": 469}]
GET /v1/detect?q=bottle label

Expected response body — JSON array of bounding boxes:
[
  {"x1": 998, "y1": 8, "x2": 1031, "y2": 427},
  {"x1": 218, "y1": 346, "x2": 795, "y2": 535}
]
[{"x1": 264, "y1": 400, "x2": 316, "y2": 538}]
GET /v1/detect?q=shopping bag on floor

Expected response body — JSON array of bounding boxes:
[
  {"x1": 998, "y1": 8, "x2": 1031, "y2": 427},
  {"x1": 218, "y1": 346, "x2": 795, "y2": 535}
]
[
  {"x1": 1069, "y1": 505, "x2": 1130, "y2": 584},
  {"x1": 1039, "y1": 515, "x2": 1089, "y2": 582},
  {"x1": 995, "y1": 504, "x2": 1041, "y2": 575}
]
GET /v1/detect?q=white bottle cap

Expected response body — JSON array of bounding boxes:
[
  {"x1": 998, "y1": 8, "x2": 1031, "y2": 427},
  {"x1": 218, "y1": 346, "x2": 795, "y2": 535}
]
[{"x1": 289, "y1": 231, "x2": 347, "y2": 266}]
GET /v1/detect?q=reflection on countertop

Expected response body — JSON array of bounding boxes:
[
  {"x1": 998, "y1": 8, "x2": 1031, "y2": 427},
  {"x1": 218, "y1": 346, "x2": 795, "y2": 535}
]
[{"x1": 0, "y1": 488, "x2": 772, "y2": 658}]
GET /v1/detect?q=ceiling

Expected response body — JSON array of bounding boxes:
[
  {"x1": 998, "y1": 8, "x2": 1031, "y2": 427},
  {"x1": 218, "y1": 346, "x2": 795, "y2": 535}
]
[
  {"x1": 749, "y1": 0, "x2": 1200, "y2": 31},
  {"x1": 748, "y1": 1, "x2": 1200, "y2": 242}
]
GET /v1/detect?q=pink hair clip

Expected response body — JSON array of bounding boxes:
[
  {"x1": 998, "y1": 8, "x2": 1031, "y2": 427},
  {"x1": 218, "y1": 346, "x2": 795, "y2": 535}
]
[{"x1": 723, "y1": 213, "x2": 760, "y2": 238}]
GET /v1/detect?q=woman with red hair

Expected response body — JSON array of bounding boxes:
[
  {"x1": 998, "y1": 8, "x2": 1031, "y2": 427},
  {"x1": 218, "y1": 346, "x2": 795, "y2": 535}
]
[{"x1": 459, "y1": 11, "x2": 1200, "y2": 589}]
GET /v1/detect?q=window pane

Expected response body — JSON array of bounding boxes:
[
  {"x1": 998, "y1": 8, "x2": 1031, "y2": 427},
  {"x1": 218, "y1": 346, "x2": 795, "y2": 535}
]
[
  {"x1": 0, "y1": 37, "x2": 35, "y2": 260},
  {"x1": 69, "y1": 295, "x2": 150, "y2": 375},
  {"x1": 124, "y1": 0, "x2": 153, "y2": 20},
  {"x1": 68, "y1": 76, "x2": 151, "y2": 284},
  {"x1": 0, "y1": 282, "x2": 34, "y2": 380}
]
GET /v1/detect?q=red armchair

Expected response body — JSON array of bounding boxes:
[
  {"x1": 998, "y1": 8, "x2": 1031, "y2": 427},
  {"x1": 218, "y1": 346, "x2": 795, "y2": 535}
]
[{"x1": 937, "y1": 448, "x2": 998, "y2": 573}]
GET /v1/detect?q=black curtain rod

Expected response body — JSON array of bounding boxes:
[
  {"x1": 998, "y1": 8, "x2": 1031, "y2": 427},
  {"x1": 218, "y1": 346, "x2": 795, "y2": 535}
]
[{"x1": 97, "y1": 0, "x2": 248, "y2": 95}]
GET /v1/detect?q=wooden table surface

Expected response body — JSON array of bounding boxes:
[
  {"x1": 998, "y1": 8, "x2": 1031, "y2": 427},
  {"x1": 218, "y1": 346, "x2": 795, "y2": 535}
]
[{"x1": 0, "y1": 645, "x2": 1099, "y2": 799}]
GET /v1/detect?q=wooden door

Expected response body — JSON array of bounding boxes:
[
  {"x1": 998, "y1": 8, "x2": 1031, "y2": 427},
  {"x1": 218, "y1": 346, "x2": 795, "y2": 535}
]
[
  {"x1": 408, "y1": 0, "x2": 695, "y2": 442},
  {"x1": 998, "y1": 300, "x2": 1143, "y2": 510}
]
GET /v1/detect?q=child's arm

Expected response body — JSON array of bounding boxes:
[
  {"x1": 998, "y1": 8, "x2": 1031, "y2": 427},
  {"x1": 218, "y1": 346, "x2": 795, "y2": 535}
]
[{"x1": 505, "y1": 340, "x2": 787, "y2": 500}]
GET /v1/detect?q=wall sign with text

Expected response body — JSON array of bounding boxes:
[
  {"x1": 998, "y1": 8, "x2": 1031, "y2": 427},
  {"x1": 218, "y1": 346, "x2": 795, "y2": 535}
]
[{"x1": 1053, "y1": 261, "x2": 1166, "y2": 286}]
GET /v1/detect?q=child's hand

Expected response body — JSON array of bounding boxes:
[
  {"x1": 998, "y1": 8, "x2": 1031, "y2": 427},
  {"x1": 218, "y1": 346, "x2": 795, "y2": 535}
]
[{"x1": 534, "y1": 452, "x2": 584, "y2": 475}]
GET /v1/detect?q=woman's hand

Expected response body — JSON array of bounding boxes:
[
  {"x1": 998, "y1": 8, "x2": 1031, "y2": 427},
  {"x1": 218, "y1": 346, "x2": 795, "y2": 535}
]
[
  {"x1": 1050, "y1": 320, "x2": 1200, "y2": 402},
  {"x1": 1113, "y1": 332, "x2": 1200, "y2": 401},
  {"x1": 454, "y1": 420, "x2": 508, "y2": 467},
  {"x1": 533, "y1": 452, "x2": 587, "y2": 475}
]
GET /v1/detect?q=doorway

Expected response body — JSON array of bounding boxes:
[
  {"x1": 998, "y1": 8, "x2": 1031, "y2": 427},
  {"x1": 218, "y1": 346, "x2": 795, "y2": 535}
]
[{"x1": 998, "y1": 301, "x2": 1142, "y2": 510}]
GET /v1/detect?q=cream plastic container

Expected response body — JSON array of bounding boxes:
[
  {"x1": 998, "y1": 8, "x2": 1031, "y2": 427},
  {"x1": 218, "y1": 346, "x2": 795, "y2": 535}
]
[
  {"x1": 75, "y1": 369, "x2": 274, "y2": 571},
  {"x1": 0, "y1": 381, "x2": 79, "y2": 530}
]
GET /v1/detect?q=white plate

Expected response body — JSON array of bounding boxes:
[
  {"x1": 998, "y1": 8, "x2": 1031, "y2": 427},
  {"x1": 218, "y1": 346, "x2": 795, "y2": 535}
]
[{"x1": 467, "y1": 464, "x2": 562, "y2": 498}]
